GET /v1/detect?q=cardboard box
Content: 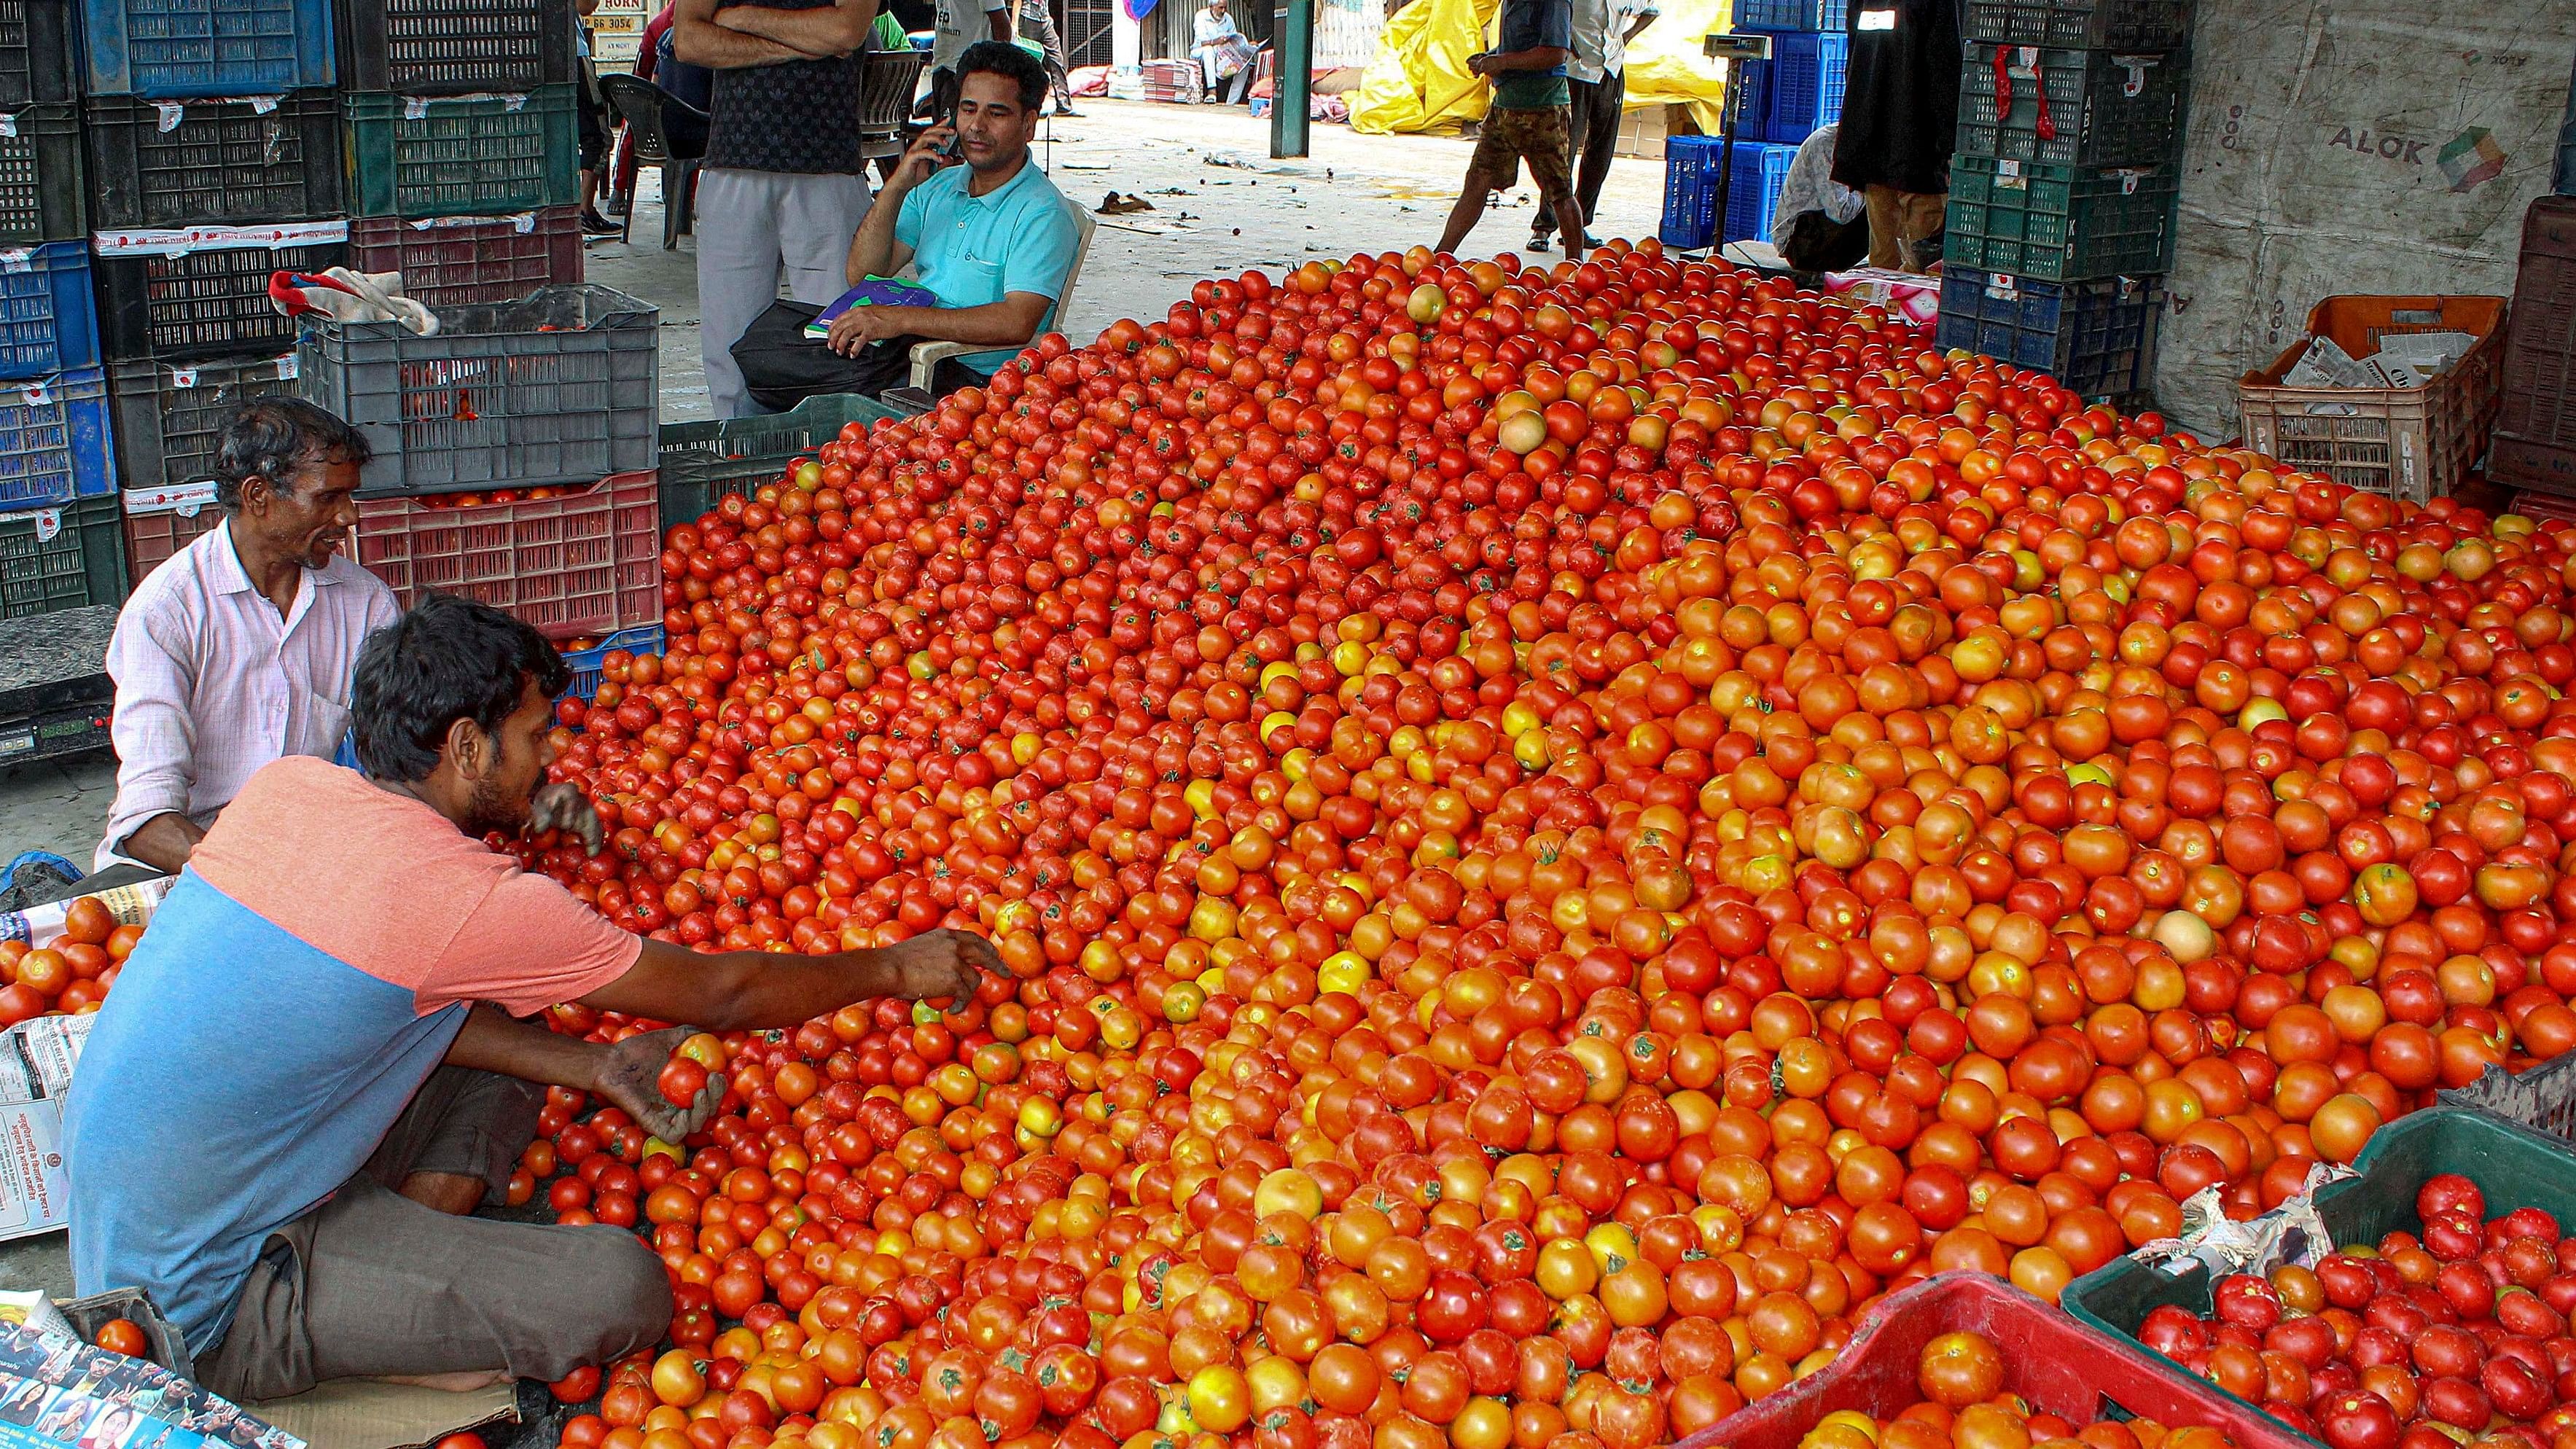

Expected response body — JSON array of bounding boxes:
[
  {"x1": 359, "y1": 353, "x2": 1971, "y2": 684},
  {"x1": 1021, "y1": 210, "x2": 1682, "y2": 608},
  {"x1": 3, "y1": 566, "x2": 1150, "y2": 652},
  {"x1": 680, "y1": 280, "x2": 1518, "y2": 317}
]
[
  {"x1": 249, "y1": 1380, "x2": 519, "y2": 1449},
  {"x1": 1616, "y1": 103, "x2": 1679, "y2": 161}
]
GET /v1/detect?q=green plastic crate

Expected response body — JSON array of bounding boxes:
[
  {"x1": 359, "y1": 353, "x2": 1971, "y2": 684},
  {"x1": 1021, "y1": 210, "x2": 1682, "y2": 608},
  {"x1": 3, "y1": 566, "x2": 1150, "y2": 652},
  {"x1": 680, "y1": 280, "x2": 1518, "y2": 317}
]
[
  {"x1": 1958, "y1": 44, "x2": 2189, "y2": 167},
  {"x1": 2061, "y1": 1109, "x2": 2576, "y2": 1449},
  {"x1": 657, "y1": 393, "x2": 901, "y2": 526},
  {"x1": 0, "y1": 493, "x2": 126, "y2": 617},
  {"x1": 1944, "y1": 155, "x2": 2179, "y2": 281},
  {"x1": 343, "y1": 86, "x2": 579, "y2": 219}
]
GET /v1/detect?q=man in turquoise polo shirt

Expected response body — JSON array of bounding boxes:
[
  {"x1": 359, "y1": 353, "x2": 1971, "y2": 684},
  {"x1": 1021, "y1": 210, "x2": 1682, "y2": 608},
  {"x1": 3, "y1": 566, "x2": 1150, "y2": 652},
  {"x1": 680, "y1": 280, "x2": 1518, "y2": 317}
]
[{"x1": 730, "y1": 42, "x2": 1078, "y2": 405}]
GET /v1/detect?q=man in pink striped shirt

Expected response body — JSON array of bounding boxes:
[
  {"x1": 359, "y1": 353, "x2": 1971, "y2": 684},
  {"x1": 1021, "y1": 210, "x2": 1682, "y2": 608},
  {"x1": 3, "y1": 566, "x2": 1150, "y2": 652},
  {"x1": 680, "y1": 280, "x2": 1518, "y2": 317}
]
[{"x1": 98, "y1": 400, "x2": 400, "y2": 873}]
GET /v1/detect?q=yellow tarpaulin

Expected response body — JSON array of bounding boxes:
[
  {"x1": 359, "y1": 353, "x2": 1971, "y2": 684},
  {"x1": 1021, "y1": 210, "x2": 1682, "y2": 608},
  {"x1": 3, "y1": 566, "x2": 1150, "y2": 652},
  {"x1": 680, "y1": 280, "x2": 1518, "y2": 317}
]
[
  {"x1": 1348, "y1": 0, "x2": 1502, "y2": 135},
  {"x1": 1622, "y1": 0, "x2": 1733, "y2": 133},
  {"x1": 1348, "y1": 0, "x2": 1733, "y2": 136}
]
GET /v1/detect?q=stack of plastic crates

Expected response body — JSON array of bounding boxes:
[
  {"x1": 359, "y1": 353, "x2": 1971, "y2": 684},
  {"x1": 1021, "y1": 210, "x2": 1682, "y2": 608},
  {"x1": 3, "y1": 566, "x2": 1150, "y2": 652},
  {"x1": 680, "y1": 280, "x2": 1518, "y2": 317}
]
[
  {"x1": 0, "y1": 0, "x2": 111, "y2": 614},
  {"x1": 1937, "y1": 0, "x2": 2193, "y2": 405},
  {"x1": 340, "y1": 0, "x2": 581, "y2": 224},
  {"x1": 1659, "y1": 133, "x2": 1807, "y2": 251},
  {"x1": 70, "y1": 0, "x2": 351, "y2": 593},
  {"x1": 1711, "y1": 0, "x2": 1847, "y2": 250},
  {"x1": 299, "y1": 284, "x2": 665, "y2": 641}
]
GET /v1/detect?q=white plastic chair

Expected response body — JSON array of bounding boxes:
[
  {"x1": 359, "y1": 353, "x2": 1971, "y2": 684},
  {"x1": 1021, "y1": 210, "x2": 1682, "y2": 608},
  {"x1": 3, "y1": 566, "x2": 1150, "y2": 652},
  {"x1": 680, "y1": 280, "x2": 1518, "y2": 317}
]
[{"x1": 907, "y1": 200, "x2": 1097, "y2": 389}]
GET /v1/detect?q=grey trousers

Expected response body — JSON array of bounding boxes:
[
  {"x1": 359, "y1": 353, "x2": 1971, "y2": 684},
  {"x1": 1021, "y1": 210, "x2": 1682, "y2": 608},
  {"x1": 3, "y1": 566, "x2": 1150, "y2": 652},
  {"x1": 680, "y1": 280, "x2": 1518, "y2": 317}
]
[
  {"x1": 695, "y1": 168, "x2": 874, "y2": 418},
  {"x1": 196, "y1": 1068, "x2": 671, "y2": 1404}
]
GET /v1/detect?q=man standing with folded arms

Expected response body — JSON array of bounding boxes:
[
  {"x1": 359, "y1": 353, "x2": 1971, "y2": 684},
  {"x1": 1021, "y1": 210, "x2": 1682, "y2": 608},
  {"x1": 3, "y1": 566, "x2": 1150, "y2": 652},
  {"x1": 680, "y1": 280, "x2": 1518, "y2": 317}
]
[{"x1": 679, "y1": 0, "x2": 881, "y2": 417}]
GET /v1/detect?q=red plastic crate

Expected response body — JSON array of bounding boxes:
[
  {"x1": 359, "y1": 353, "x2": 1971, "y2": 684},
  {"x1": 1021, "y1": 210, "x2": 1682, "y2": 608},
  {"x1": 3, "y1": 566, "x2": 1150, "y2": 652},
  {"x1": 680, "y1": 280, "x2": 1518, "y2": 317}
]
[
  {"x1": 121, "y1": 479, "x2": 224, "y2": 583},
  {"x1": 354, "y1": 469, "x2": 661, "y2": 639},
  {"x1": 345, "y1": 208, "x2": 585, "y2": 312},
  {"x1": 1673, "y1": 1275, "x2": 2320, "y2": 1449}
]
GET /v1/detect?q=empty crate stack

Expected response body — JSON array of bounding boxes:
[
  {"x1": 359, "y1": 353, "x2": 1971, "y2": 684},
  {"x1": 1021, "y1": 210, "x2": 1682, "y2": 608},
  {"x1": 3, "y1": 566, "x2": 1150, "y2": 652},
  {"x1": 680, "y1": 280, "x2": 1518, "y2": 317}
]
[
  {"x1": 1656, "y1": 0, "x2": 1847, "y2": 251},
  {"x1": 1723, "y1": 0, "x2": 1845, "y2": 247},
  {"x1": 78, "y1": 0, "x2": 344, "y2": 593},
  {"x1": 337, "y1": 0, "x2": 585, "y2": 310},
  {"x1": 324, "y1": 0, "x2": 652, "y2": 645},
  {"x1": 0, "y1": 0, "x2": 112, "y2": 620},
  {"x1": 1935, "y1": 0, "x2": 2193, "y2": 403},
  {"x1": 298, "y1": 281, "x2": 663, "y2": 641}
]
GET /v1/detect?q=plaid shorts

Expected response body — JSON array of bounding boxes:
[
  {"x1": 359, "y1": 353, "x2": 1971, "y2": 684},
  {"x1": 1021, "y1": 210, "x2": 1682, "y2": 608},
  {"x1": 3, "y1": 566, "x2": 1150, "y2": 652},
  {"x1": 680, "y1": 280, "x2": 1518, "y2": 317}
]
[{"x1": 1467, "y1": 104, "x2": 1577, "y2": 201}]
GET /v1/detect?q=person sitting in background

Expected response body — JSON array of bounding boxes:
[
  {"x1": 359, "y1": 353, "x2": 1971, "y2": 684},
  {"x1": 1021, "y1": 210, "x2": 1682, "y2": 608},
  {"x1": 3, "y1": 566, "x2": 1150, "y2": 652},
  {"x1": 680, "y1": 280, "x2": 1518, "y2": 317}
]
[
  {"x1": 1771, "y1": 121, "x2": 1867, "y2": 272},
  {"x1": 730, "y1": 42, "x2": 1077, "y2": 406},
  {"x1": 98, "y1": 400, "x2": 398, "y2": 877},
  {"x1": 1191, "y1": 0, "x2": 1258, "y2": 102}
]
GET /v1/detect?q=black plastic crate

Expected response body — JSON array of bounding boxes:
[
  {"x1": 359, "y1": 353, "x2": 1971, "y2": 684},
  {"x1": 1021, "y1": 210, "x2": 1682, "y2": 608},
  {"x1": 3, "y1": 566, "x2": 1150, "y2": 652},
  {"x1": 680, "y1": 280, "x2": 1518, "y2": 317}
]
[
  {"x1": 1936, "y1": 265, "x2": 2163, "y2": 399},
  {"x1": 109, "y1": 352, "x2": 301, "y2": 492},
  {"x1": 343, "y1": 87, "x2": 580, "y2": 219},
  {"x1": 0, "y1": 0, "x2": 78, "y2": 106},
  {"x1": 1943, "y1": 155, "x2": 2178, "y2": 281},
  {"x1": 1962, "y1": 0, "x2": 2191, "y2": 49},
  {"x1": 346, "y1": 208, "x2": 583, "y2": 310},
  {"x1": 0, "y1": 491, "x2": 125, "y2": 616},
  {"x1": 340, "y1": 0, "x2": 574, "y2": 94},
  {"x1": 85, "y1": 91, "x2": 345, "y2": 230},
  {"x1": 296, "y1": 284, "x2": 658, "y2": 496},
  {"x1": 93, "y1": 223, "x2": 348, "y2": 364},
  {"x1": 0, "y1": 105, "x2": 85, "y2": 243},
  {"x1": 1958, "y1": 44, "x2": 2189, "y2": 166}
]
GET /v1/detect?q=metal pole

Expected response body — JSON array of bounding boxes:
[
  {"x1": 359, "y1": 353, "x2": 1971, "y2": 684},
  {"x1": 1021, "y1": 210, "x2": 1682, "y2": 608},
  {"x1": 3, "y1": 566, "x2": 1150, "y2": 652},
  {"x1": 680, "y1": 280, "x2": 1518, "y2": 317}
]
[{"x1": 1271, "y1": 0, "x2": 1312, "y2": 157}]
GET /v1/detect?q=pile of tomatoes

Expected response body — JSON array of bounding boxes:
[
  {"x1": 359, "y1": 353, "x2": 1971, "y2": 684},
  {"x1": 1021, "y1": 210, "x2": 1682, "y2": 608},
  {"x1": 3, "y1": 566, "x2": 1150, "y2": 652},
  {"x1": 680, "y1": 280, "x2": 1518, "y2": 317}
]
[
  {"x1": 514, "y1": 237, "x2": 2576, "y2": 1449},
  {"x1": 0, "y1": 896, "x2": 143, "y2": 1024},
  {"x1": 2140, "y1": 1175, "x2": 2576, "y2": 1449}
]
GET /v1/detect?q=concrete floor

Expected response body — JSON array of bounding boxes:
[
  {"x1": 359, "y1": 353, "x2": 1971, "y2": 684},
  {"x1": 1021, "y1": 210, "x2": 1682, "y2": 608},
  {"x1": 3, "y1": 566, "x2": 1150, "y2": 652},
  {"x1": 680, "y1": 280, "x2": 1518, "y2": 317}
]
[{"x1": 0, "y1": 98, "x2": 1673, "y2": 878}]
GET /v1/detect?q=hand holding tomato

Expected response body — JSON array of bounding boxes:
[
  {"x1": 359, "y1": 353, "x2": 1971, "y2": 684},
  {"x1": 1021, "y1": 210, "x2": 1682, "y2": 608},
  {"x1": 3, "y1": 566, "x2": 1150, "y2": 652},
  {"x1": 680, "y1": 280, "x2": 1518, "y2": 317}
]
[{"x1": 590, "y1": 1026, "x2": 723, "y2": 1142}]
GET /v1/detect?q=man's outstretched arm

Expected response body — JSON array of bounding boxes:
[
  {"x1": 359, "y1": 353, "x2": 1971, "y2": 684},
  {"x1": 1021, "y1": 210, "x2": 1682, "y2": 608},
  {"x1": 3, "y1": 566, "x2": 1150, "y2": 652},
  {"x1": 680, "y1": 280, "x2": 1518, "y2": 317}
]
[{"x1": 579, "y1": 929, "x2": 1001, "y2": 1033}]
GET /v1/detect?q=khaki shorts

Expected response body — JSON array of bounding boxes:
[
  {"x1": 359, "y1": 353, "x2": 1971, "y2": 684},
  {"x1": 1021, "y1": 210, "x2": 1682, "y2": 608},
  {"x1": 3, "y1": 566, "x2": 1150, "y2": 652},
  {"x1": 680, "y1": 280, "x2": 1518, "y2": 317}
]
[{"x1": 1467, "y1": 104, "x2": 1578, "y2": 205}]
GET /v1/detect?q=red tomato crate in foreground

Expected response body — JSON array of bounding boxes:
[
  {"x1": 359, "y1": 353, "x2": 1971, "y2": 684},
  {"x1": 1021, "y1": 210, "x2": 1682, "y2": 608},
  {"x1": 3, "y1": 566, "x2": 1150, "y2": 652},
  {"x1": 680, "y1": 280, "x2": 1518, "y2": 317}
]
[
  {"x1": 1674, "y1": 1274, "x2": 2317, "y2": 1449},
  {"x1": 354, "y1": 469, "x2": 660, "y2": 640}
]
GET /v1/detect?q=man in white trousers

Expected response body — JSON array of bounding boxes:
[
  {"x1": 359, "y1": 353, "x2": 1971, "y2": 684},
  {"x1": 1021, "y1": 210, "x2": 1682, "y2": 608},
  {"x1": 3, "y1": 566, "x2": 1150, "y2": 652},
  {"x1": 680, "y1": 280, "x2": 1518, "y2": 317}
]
[{"x1": 677, "y1": 0, "x2": 881, "y2": 418}]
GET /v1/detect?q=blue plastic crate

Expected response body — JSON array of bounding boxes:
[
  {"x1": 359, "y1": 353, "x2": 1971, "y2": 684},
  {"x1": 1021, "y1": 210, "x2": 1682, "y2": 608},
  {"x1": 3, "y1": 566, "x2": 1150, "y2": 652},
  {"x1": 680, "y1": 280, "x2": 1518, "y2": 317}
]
[
  {"x1": 1731, "y1": 0, "x2": 1846, "y2": 29},
  {"x1": 82, "y1": 0, "x2": 335, "y2": 98},
  {"x1": 1935, "y1": 265, "x2": 2163, "y2": 399},
  {"x1": 0, "y1": 240, "x2": 96, "y2": 381},
  {"x1": 1723, "y1": 140, "x2": 1800, "y2": 245},
  {"x1": 1660, "y1": 135, "x2": 1725, "y2": 249},
  {"x1": 561, "y1": 625, "x2": 668, "y2": 703},
  {"x1": 0, "y1": 366, "x2": 114, "y2": 514},
  {"x1": 1736, "y1": 30, "x2": 1846, "y2": 142}
]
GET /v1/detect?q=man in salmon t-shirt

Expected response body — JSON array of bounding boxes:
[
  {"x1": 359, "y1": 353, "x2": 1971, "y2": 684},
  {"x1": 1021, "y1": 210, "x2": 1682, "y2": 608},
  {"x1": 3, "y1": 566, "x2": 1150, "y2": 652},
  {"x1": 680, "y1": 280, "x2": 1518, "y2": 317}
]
[{"x1": 61, "y1": 595, "x2": 1001, "y2": 1404}]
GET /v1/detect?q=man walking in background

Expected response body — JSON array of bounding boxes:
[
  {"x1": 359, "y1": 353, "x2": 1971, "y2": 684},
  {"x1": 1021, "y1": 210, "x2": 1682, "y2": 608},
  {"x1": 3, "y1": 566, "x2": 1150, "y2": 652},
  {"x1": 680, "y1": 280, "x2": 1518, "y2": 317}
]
[
  {"x1": 676, "y1": 0, "x2": 879, "y2": 417},
  {"x1": 1435, "y1": 0, "x2": 1584, "y2": 261},
  {"x1": 1018, "y1": 0, "x2": 1080, "y2": 114},
  {"x1": 1529, "y1": 0, "x2": 1654, "y2": 252}
]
